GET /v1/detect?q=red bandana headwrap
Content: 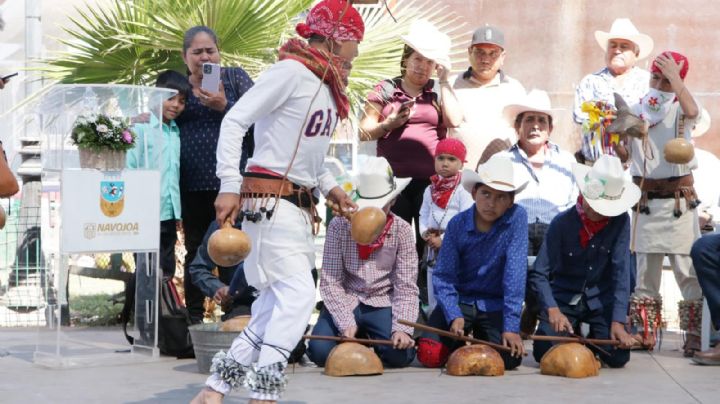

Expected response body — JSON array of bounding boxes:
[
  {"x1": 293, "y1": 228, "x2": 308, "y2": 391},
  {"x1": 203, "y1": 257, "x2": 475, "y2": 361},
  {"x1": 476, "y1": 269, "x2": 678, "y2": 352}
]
[
  {"x1": 279, "y1": 39, "x2": 351, "y2": 119},
  {"x1": 430, "y1": 174, "x2": 461, "y2": 209},
  {"x1": 357, "y1": 214, "x2": 395, "y2": 260},
  {"x1": 295, "y1": 0, "x2": 365, "y2": 43},
  {"x1": 434, "y1": 138, "x2": 467, "y2": 162},
  {"x1": 651, "y1": 51, "x2": 689, "y2": 80},
  {"x1": 575, "y1": 195, "x2": 609, "y2": 248}
]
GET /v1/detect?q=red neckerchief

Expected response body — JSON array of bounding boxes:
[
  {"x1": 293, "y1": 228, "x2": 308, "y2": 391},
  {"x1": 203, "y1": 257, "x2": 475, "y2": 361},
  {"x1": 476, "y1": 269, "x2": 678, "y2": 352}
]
[
  {"x1": 357, "y1": 214, "x2": 395, "y2": 260},
  {"x1": 575, "y1": 195, "x2": 609, "y2": 248},
  {"x1": 278, "y1": 38, "x2": 350, "y2": 119},
  {"x1": 430, "y1": 173, "x2": 461, "y2": 209}
]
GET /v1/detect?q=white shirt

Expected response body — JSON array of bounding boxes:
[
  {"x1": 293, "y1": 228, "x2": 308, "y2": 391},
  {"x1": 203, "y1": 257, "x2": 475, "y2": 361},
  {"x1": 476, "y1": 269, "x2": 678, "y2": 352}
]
[
  {"x1": 217, "y1": 59, "x2": 338, "y2": 195},
  {"x1": 419, "y1": 183, "x2": 474, "y2": 236},
  {"x1": 501, "y1": 142, "x2": 578, "y2": 225},
  {"x1": 629, "y1": 101, "x2": 697, "y2": 179},
  {"x1": 448, "y1": 70, "x2": 525, "y2": 168}
]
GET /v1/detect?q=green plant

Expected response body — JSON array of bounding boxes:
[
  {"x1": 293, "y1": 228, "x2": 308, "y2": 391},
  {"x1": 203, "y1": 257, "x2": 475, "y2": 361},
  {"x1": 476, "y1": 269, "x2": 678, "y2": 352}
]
[
  {"x1": 71, "y1": 114, "x2": 136, "y2": 152},
  {"x1": 69, "y1": 293, "x2": 125, "y2": 327},
  {"x1": 42, "y1": 0, "x2": 470, "y2": 124}
]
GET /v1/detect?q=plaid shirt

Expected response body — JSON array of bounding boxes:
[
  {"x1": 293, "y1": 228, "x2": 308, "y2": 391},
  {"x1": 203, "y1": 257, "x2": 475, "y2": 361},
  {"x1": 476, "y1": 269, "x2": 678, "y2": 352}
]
[{"x1": 320, "y1": 215, "x2": 419, "y2": 335}]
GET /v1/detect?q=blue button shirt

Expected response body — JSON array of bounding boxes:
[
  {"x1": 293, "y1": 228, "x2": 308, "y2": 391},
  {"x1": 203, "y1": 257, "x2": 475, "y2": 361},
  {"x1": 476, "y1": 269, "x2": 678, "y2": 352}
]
[
  {"x1": 127, "y1": 114, "x2": 181, "y2": 221},
  {"x1": 433, "y1": 204, "x2": 528, "y2": 333},
  {"x1": 529, "y1": 207, "x2": 631, "y2": 323}
]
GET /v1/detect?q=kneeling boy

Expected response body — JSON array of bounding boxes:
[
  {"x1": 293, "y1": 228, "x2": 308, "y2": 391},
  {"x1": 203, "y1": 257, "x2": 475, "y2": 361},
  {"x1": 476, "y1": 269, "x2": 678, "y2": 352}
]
[{"x1": 417, "y1": 154, "x2": 529, "y2": 370}]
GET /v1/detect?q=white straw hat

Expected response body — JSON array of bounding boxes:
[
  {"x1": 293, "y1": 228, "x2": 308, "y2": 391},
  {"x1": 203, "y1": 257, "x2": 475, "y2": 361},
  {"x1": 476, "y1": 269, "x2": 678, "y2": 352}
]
[
  {"x1": 572, "y1": 155, "x2": 640, "y2": 217},
  {"x1": 502, "y1": 89, "x2": 564, "y2": 126},
  {"x1": 594, "y1": 18, "x2": 654, "y2": 60},
  {"x1": 400, "y1": 19, "x2": 452, "y2": 70},
  {"x1": 353, "y1": 156, "x2": 411, "y2": 210},
  {"x1": 462, "y1": 153, "x2": 529, "y2": 194}
]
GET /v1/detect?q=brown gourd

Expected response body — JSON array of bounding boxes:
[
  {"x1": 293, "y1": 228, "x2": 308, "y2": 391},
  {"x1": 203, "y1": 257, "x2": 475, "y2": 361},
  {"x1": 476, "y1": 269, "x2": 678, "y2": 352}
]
[
  {"x1": 350, "y1": 207, "x2": 387, "y2": 245},
  {"x1": 539, "y1": 342, "x2": 601, "y2": 378},
  {"x1": 664, "y1": 138, "x2": 695, "y2": 164},
  {"x1": 446, "y1": 344, "x2": 505, "y2": 376},
  {"x1": 324, "y1": 342, "x2": 384, "y2": 377},
  {"x1": 207, "y1": 221, "x2": 252, "y2": 267}
]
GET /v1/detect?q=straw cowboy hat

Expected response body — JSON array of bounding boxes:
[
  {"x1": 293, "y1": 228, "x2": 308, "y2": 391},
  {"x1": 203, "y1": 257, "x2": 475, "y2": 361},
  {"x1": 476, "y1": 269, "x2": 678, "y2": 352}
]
[
  {"x1": 400, "y1": 19, "x2": 452, "y2": 70},
  {"x1": 502, "y1": 89, "x2": 564, "y2": 126},
  {"x1": 594, "y1": 18, "x2": 654, "y2": 60},
  {"x1": 462, "y1": 153, "x2": 529, "y2": 194},
  {"x1": 353, "y1": 156, "x2": 411, "y2": 210},
  {"x1": 572, "y1": 155, "x2": 641, "y2": 217},
  {"x1": 692, "y1": 108, "x2": 711, "y2": 138}
]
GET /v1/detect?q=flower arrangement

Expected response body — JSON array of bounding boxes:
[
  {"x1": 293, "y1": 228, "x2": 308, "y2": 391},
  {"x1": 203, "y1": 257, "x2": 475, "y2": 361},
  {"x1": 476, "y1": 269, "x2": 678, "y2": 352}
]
[{"x1": 70, "y1": 114, "x2": 136, "y2": 152}]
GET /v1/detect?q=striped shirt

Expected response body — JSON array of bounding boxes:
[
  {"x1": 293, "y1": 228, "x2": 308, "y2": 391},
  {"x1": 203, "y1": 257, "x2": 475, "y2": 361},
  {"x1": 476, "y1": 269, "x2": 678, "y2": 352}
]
[
  {"x1": 320, "y1": 214, "x2": 419, "y2": 335},
  {"x1": 502, "y1": 142, "x2": 578, "y2": 225}
]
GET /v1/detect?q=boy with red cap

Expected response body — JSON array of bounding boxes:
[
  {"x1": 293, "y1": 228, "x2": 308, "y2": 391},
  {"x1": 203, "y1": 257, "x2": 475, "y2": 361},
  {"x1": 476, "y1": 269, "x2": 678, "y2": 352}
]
[
  {"x1": 193, "y1": 1, "x2": 364, "y2": 403},
  {"x1": 419, "y1": 138, "x2": 474, "y2": 312},
  {"x1": 619, "y1": 51, "x2": 704, "y2": 355}
]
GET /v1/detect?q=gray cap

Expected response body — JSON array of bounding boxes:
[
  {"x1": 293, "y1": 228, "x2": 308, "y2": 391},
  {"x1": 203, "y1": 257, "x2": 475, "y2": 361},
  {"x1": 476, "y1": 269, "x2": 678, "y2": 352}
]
[{"x1": 471, "y1": 25, "x2": 504, "y2": 48}]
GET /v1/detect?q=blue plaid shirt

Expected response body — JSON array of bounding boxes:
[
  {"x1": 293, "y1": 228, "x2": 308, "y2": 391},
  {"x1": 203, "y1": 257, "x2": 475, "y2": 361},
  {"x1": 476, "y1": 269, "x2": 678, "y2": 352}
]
[{"x1": 433, "y1": 204, "x2": 528, "y2": 333}]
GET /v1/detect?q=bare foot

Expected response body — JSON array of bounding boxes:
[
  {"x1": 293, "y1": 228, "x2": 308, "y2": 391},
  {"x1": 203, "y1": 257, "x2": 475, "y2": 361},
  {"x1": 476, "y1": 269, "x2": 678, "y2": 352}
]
[{"x1": 190, "y1": 387, "x2": 223, "y2": 404}]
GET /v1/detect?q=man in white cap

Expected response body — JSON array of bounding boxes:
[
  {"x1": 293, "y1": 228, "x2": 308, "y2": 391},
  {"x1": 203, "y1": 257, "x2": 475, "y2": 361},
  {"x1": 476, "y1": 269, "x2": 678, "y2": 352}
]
[
  {"x1": 416, "y1": 154, "x2": 529, "y2": 370},
  {"x1": 308, "y1": 156, "x2": 418, "y2": 368},
  {"x1": 500, "y1": 89, "x2": 578, "y2": 335},
  {"x1": 529, "y1": 155, "x2": 639, "y2": 367},
  {"x1": 573, "y1": 18, "x2": 654, "y2": 164},
  {"x1": 448, "y1": 25, "x2": 526, "y2": 169}
]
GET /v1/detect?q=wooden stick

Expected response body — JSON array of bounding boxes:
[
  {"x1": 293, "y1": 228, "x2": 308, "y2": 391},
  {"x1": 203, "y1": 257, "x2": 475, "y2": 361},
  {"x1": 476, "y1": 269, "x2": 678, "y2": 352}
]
[
  {"x1": 303, "y1": 335, "x2": 395, "y2": 347},
  {"x1": 529, "y1": 335, "x2": 621, "y2": 346},
  {"x1": 398, "y1": 320, "x2": 516, "y2": 354}
]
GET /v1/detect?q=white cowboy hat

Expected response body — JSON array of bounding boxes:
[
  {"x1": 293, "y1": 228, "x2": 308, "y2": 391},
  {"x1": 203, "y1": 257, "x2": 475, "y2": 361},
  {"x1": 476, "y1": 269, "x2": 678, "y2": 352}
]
[
  {"x1": 400, "y1": 19, "x2": 452, "y2": 70},
  {"x1": 502, "y1": 89, "x2": 564, "y2": 127},
  {"x1": 353, "y1": 156, "x2": 411, "y2": 210},
  {"x1": 594, "y1": 18, "x2": 654, "y2": 60},
  {"x1": 692, "y1": 108, "x2": 711, "y2": 138},
  {"x1": 572, "y1": 155, "x2": 640, "y2": 217},
  {"x1": 462, "y1": 153, "x2": 529, "y2": 194}
]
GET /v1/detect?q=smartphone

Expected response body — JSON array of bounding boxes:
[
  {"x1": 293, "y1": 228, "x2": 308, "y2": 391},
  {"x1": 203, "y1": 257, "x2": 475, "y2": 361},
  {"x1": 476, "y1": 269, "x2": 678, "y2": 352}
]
[
  {"x1": 400, "y1": 99, "x2": 415, "y2": 111},
  {"x1": 201, "y1": 63, "x2": 221, "y2": 92},
  {"x1": 1, "y1": 72, "x2": 18, "y2": 81}
]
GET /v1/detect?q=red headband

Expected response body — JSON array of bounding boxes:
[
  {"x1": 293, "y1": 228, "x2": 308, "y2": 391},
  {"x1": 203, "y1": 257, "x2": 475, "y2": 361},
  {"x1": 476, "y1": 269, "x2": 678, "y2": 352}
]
[
  {"x1": 435, "y1": 138, "x2": 467, "y2": 162},
  {"x1": 295, "y1": 0, "x2": 365, "y2": 43},
  {"x1": 651, "y1": 51, "x2": 689, "y2": 80}
]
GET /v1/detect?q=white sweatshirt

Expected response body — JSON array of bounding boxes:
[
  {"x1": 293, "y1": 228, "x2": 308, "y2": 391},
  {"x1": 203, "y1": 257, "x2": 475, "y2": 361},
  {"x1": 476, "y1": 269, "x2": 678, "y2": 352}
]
[{"x1": 217, "y1": 59, "x2": 339, "y2": 195}]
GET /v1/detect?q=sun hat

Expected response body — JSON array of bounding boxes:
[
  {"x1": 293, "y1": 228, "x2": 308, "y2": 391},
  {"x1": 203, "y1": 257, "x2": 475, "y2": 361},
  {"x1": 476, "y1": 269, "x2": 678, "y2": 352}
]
[
  {"x1": 502, "y1": 89, "x2": 563, "y2": 126},
  {"x1": 461, "y1": 153, "x2": 529, "y2": 194},
  {"x1": 353, "y1": 156, "x2": 411, "y2": 210},
  {"x1": 400, "y1": 19, "x2": 452, "y2": 70},
  {"x1": 594, "y1": 18, "x2": 654, "y2": 60},
  {"x1": 572, "y1": 155, "x2": 641, "y2": 217}
]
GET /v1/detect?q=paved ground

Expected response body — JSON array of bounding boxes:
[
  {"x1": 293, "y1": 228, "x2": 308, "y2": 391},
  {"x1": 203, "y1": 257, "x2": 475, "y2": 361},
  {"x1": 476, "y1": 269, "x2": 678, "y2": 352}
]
[{"x1": 0, "y1": 327, "x2": 718, "y2": 404}]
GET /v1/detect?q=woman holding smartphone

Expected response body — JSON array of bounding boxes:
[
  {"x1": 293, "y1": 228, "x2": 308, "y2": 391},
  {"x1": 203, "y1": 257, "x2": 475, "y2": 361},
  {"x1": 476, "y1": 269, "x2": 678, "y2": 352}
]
[
  {"x1": 359, "y1": 20, "x2": 461, "y2": 304},
  {"x1": 176, "y1": 26, "x2": 255, "y2": 323}
]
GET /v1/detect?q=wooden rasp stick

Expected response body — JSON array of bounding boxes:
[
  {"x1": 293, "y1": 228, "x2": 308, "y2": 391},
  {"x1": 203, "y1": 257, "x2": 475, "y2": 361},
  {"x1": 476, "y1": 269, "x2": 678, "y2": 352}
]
[
  {"x1": 399, "y1": 320, "x2": 518, "y2": 354},
  {"x1": 303, "y1": 334, "x2": 395, "y2": 346},
  {"x1": 529, "y1": 335, "x2": 621, "y2": 346}
]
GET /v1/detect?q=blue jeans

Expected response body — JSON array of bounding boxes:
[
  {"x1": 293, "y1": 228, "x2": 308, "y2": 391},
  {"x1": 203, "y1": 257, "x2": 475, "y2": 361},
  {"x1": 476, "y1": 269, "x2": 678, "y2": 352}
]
[
  {"x1": 533, "y1": 299, "x2": 630, "y2": 368},
  {"x1": 691, "y1": 233, "x2": 720, "y2": 329},
  {"x1": 307, "y1": 304, "x2": 415, "y2": 368}
]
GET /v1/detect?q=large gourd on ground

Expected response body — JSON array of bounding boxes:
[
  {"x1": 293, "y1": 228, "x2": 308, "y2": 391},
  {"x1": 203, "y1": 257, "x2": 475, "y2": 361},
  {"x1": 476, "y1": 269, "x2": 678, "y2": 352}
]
[
  {"x1": 539, "y1": 342, "x2": 601, "y2": 378},
  {"x1": 324, "y1": 342, "x2": 384, "y2": 377},
  {"x1": 446, "y1": 344, "x2": 505, "y2": 376}
]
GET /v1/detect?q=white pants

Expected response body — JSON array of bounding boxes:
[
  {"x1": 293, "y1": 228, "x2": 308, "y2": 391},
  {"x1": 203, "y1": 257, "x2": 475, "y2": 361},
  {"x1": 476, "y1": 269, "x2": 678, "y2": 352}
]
[
  {"x1": 634, "y1": 252, "x2": 702, "y2": 300},
  {"x1": 206, "y1": 269, "x2": 315, "y2": 399}
]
